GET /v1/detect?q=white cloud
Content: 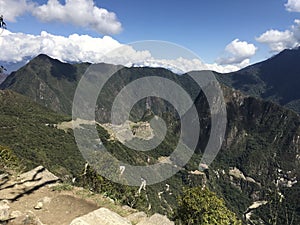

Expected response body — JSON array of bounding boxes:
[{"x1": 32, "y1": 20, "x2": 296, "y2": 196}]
[
  {"x1": 0, "y1": 0, "x2": 122, "y2": 35},
  {"x1": 0, "y1": 0, "x2": 34, "y2": 22},
  {"x1": 0, "y1": 30, "x2": 123, "y2": 62},
  {"x1": 206, "y1": 62, "x2": 244, "y2": 73},
  {"x1": 256, "y1": 19, "x2": 300, "y2": 52},
  {"x1": 285, "y1": 0, "x2": 300, "y2": 12},
  {"x1": 0, "y1": 30, "x2": 241, "y2": 73},
  {"x1": 32, "y1": 0, "x2": 122, "y2": 34},
  {"x1": 216, "y1": 39, "x2": 257, "y2": 69},
  {"x1": 131, "y1": 57, "x2": 242, "y2": 74}
]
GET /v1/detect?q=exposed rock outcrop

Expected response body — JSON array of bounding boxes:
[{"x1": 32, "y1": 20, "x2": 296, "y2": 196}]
[
  {"x1": 126, "y1": 212, "x2": 147, "y2": 224},
  {"x1": 69, "y1": 208, "x2": 132, "y2": 225},
  {"x1": 136, "y1": 213, "x2": 174, "y2": 225},
  {"x1": 0, "y1": 166, "x2": 59, "y2": 201},
  {"x1": 0, "y1": 200, "x2": 10, "y2": 222}
]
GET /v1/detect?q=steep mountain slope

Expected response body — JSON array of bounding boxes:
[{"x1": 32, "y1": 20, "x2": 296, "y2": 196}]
[
  {"x1": 0, "y1": 90, "x2": 84, "y2": 176},
  {"x1": 0, "y1": 54, "x2": 90, "y2": 114},
  {"x1": 0, "y1": 55, "x2": 182, "y2": 122},
  {"x1": 0, "y1": 73, "x2": 8, "y2": 84},
  {"x1": 2, "y1": 49, "x2": 300, "y2": 115},
  {"x1": 217, "y1": 47, "x2": 300, "y2": 113},
  {"x1": 74, "y1": 84, "x2": 300, "y2": 224},
  {"x1": 0, "y1": 55, "x2": 299, "y2": 223}
]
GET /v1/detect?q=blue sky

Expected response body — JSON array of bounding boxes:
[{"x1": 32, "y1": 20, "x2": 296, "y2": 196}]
[
  {"x1": 99, "y1": 0, "x2": 298, "y2": 61},
  {"x1": 1, "y1": 0, "x2": 300, "y2": 72}
]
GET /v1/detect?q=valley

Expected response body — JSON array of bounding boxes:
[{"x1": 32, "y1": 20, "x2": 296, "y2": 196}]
[{"x1": 0, "y1": 49, "x2": 299, "y2": 224}]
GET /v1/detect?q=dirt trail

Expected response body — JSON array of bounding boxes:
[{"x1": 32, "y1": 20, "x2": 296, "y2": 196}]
[
  {"x1": 0, "y1": 166, "x2": 135, "y2": 225},
  {"x1": 9, "y1": 186, "x2": 99, "y2": 225}
]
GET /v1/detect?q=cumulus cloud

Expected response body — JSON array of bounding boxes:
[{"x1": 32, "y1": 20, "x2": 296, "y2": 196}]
[
  {"x1": 0, "y1": 30, "x2": 241, "y2": 73},
  {"x1": 0, "y1": 0, "x2": 122, "y2": 35},
  {"x1": 256, "y1": 19, "x2": 300, "y2": 52},
  {"x1": 0, "y1": 30, "x2": 123, "y2": 62},
  {"x1": 0, "y1": 0, "x2": 34, "y2": 22},
  {"x1": 140, "y1": 58, "x2": 244, "y2": 73},
  {"x1": 285, "y1": 0, "x2": 300, "y2": 12},
  {"x1": 216, "y1": 39, "x2": 257, "y2": 70},
  {"x1": 32, "y1": 0, "x2": 122, "y2": 34}
]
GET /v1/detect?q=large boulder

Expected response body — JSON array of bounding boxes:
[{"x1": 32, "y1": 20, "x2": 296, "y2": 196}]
[
  {"x1": 69, "y1": 208, "x2": 132, "y2": 225},
  {"x1": 137, "y1": 213, "x2": 174, "y2": 225},
  {"x1": 126, "y1": 212, "x2": 147, "y2": 224}
]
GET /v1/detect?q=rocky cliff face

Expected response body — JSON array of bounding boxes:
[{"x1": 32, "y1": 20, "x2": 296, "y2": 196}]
[{"x1": 208, "y1": 89, "x2": 300, "y2": 224}]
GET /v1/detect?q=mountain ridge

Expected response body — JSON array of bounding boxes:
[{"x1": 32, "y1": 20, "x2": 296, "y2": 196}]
[
  {"x1": 2, "y1": 47, "x2": 300, "y2": 114},
  {"x1": 216, "y1": 47, "x2": 300, "y2": 113},
  {"x1": 0, "y1": 53, "x2": 299, "y2": 223}
]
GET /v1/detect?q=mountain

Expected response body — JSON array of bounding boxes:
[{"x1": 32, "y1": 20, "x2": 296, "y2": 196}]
[
  {"x1": 217, "y1": 47, "x2": 300, "y2": 114},
  {"x1": 75, "y1": 81, "x2": 300, "y2": 224},
  {"x1": 0, "y1": 54, "x2": 182, "y2": 122},
  {"x1": 0, "y1": 54, "x2": 299, "y2": 224},
  {"x1": 0, "y1": 54, "x2": 90, "y2": 115},
  {"x1": 0, "y1": 90, "x2": 85, "y2": 176},
  {"x1": 2, "y1": 48, "x2": 300, "y2": 116},
  {"x1": 0, "y1": 73, "x2": 8, "y2": 84},
  {"x1": 0, "y1": 56, "x2": 32, "y2": 74}
]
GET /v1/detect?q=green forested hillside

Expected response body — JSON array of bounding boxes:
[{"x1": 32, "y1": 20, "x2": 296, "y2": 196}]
[
  {"x1": 0, "y1": 90, "x2": 84, "y2": 176},
  {"x1": 0, "y1": 55, "x2": 299, "y2": 224},
  {"x1": 0, "y1": 54, "x2": 90, "y2": 114}
]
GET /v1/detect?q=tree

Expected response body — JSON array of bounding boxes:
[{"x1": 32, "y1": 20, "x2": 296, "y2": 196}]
[{"x1": 175, "y1": 186, "x2": 241, "y2": 225}]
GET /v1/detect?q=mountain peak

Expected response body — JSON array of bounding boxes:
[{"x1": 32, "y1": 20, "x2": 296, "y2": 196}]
[
  {"x1": 36, "y1": 53, "x2": 52, "y2": 59},
  {"x1": 30, "y1": 54, "x2": 62, "y2": 65},
  {"x1": 217, "y1": 47, "x2": 300, "y2": 114}
]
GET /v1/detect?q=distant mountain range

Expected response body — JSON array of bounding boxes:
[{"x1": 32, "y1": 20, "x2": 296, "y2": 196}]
[
  {"x1": 216, "y1": 47, "x2": 300, "y2": 114},
  {"x1": 0, "y1": 51, "x2": 299, "y2": 224},
  {"x1": 1, "y1": 47, "x2": 300, "y2": 114},
  {"x1": 0, "y1": 56, "x2": 32, "y2": 74}
]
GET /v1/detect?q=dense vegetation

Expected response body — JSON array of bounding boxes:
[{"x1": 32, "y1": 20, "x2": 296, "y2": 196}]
[
  {"x1": 0, "y1": 90, "x2": 84, "y2": 176},
  {"x1": 175, "y1": 187, "x2": 241, "y2": 225},
  {"x1": 0, "y1": 145, "x2": 23, "y2": 173},
  {"x1": 0, "y1": 54, "x2": 299, "y2": 224}
]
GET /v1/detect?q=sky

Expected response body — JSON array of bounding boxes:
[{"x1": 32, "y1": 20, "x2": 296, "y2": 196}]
[{"x1": 0, "y1": 0, "x2": 300, "y2": 73}]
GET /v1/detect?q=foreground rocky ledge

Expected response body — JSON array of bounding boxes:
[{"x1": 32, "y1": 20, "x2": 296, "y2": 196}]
[{"x1": 0, "y1": 166, "x2": 174, "y2": 225}]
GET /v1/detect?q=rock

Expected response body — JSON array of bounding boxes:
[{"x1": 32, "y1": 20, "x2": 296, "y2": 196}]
[
  {"x1": 248, "y1": 201, "x2": 268, "y2": 210},
  {"x1": 10, "y1": 211, "x2": 44, "y2": 225},
  {"x1": 137, "y1": 213, "x2": 174, "y2": 225},
  {"x1": 18, "y1": 166, "x2": 59, "y2": 188},
  {"x1": 0, "y1": 167, "x2": 59, "y2": 201},
  {"x1": 69, "y1": 208, "x2": 132, "y2": 225},
  {"x1": 34, "y1": 196, "x2": 52, "y2": 210},
  {"x1": 121, "y1": 205, "x2": 135, "y2": 211},
  {"x1": 0, "y1": 173, "x2": 9, "y2": 180},
  {"x1": 126, "y1": 212, "x2": 147, "y2": 224},
  {"x1": 10, "y1": 211, "x2": 22, "y2": 219},
  {"x1": 229, "y1": 167, "x2": 246, "y2": 180},
  {"x1": 121, "y1": 205, "x2": 137, "y2": 214},
  {"x1": 34, "y1": 202, "x2": 43, "y2": 210},
  {"x1": 0, "y1": 200, "x2": 10, "y2": 221}
]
